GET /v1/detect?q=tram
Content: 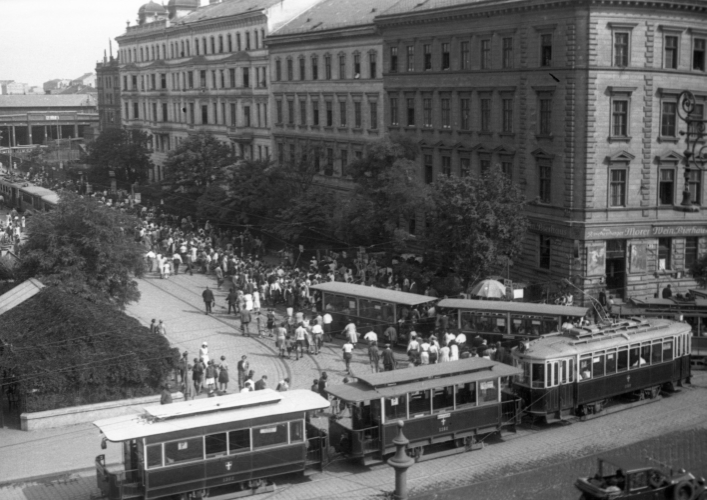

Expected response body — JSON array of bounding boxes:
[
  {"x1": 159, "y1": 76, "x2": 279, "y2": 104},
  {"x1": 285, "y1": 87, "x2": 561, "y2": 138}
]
[
  {"x1": 511, "y1": 318, "x2": 692, "y2": 420},
  {"x1": 93, "y1": 389, "x2": 330, "y2": 500},
  {"x1": 325, "y1": 357, "x2": 522, "y2": 464},
  {"x1": 310, "y1": 281, "x2": 438, "y2": 346},
  {"x1": 0, "y1": 176, "x2": 58, "y2": 213}
]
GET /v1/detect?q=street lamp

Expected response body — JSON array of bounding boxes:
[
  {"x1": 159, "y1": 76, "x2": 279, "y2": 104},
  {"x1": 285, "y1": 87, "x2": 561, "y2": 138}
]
[{"x1": 677, "y1": 91, "x2": 706, "y2": 210}]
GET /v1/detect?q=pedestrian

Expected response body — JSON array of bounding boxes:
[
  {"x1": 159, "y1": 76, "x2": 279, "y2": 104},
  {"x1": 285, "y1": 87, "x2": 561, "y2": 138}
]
[
  {"x1": 342, "y1": 339, "x2": 354, "y2": 374},
  {"x1": 172, "y1": 252, "x2": 182, "y2": 275},
  {"x1": 242, "y1": 371, "x2": 255, "y2": 392},
  {"x1": 363, "y1": 329, "x2": 377, "y2": 344},
  {"x1": 311, "y1": 320, "x2": 323, "y2": 355},
  {"x1": 276, "y1": 323, "x2": 287, "y2": 357},
  {"x1": 311, "y1": 378, "x2": 320, "y2": 392},
  {"x1": 149, "y1": 319, "x2": 157, "y2": 335},
  {"x1": 382, "y1": 344, "x2": 396, "y2": 371},
  {"x1": 205, "y1": 360, "x2": 218, "y2": 396},
  {"x1": 192, "y1": 358, "x2": 204, "y2": 395},
  {"x1": 218, "y1": 355, "x2": 229, "y2": 393},
  {"x1": 294, "y1": 322, "x2": 307, "y2": 360},
  {"x1": 343, "y1": 319, "x2": 358, "y2": 345},
  {"x1": 266, "y1": 308, "x2": 276, "y2": 337},
  {"x1": 199, "y1": 342, "x2": 209, "y2": 364},
  {"x1": 318, "y1": 372, "x2": 329, "y2": 411},
  {"x1": 237, "y1": 355, "x2": 249, "y2": 390},
  {"x1": 157, "y1": 320, "x2": 167, "y2": 336},
  {"x1": 146, "y1": 249, "x2": 156, "y2": 273},
  {"x1": 202, "y1": 286, "x2": 215, "y2": 315},
  {"x1": 215, "y1": 266, "x2": 224, "y2": 289},
  {"x1": 254, "y1": 374, "x2": 268, "y2": 391},
  {"x1": 160, "y1": 384, "x2": 173, "y2": 405},
  {"x1": 368, "y1": 340, "x2": 380, "y2": 372},
  {"x1": 323, "y1": 312, "x2": 333, "y2": 342},
  {"x1": 178, "y1": 351, "x2": 189, "y2": 383},
  {"x1": 276, "y1": 377, "x2": 290, "y2": 392},
  {"x1": 662, "y1": 284, "x2": 672, "y2": 299},
  {"x1": 183, "y1": 363, "x2": 195, "y2": 400},
  {"x1": 240, "y1": 308, "x2": 252, "y2": 336}
]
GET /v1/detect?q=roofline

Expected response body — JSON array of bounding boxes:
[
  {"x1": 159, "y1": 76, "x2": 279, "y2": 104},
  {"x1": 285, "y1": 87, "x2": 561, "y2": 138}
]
[{"x1": 267, "y1": 23, "x2": 378, "y2": 46}]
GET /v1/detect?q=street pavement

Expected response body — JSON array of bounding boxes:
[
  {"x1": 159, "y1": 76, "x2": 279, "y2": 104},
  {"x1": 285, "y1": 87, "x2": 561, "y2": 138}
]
[{"x1": 0, "y1": 267, "x2": 706, "y2": 499}]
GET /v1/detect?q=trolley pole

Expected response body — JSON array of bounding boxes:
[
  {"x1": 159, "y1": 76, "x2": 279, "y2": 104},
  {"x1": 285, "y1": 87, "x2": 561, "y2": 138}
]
[{"x1": 387, "y1": 420, "x2": 415, "y2": 500}]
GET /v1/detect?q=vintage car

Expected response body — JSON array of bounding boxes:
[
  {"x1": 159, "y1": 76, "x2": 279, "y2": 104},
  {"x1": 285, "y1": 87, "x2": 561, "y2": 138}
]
[{"x1": 576, "y1": 456, "x2": 706, "y2": 500}]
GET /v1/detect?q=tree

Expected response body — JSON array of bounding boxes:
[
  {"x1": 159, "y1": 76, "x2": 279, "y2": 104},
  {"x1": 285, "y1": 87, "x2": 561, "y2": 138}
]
[
  {"x1": 423, "y1": 165, "x2": 529, "y2": 288},
  {"x1": 345, "y1": 135, "x2": 430, "y2": 251},
  {"x1": 16, "y1": 191, "x2": 146, "y2": 308},
  {"x1": 163, "y1": 131, "x2": 234, "y2": 193},
  {"x1": 691, "y1": 253, "x2": 707, "y2": 288},
  {"x1": 85, "y1": 128, "x2": 153, "y2": 190}
]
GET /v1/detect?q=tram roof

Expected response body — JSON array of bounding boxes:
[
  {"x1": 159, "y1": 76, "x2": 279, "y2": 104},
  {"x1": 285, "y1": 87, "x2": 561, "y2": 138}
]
[
  {"x1": 20, "y1": 185, "x2": 55, "y2": 197},
  {"x1": 94, "y1": 389, "x2": 329, "y2": 442},
  {"x1": 326, "y1": 358, "x2": 521, "y2": 401},
  {"x1": 310, "y1": 282, "x2": 438, "y2": 306},
  {"x1": 438, "y1": 298, "x2": 589, "y2": 317},
  {"x1": 515, "y1": 318, "x2": 690, "y2": 359}
]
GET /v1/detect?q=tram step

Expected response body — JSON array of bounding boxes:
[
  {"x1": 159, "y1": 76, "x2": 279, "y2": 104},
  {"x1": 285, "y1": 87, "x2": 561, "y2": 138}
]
[
  {"x1": 577, "y1": 396, "x2": 662, "y2": 422},
  {"x1": 206, "y1": 484, "x2": 276, "y2": 500}
]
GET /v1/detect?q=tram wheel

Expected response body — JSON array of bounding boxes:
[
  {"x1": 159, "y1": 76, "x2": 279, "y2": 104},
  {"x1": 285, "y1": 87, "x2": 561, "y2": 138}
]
[
  {"x1": 249, "y1": 479, "x2": 265, "y2": 489},
  {"x1": 464, "y1": 436, "x2": 476, "y2": 452}
]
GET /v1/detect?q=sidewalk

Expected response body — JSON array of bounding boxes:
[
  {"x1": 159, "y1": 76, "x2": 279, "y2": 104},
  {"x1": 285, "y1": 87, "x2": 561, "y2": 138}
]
[{"x1": 0, "y1": 268, "x2": 384, "y2": 486}]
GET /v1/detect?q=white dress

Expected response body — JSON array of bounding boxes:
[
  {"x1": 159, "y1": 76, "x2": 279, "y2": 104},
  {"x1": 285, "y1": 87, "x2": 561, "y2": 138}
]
[
  {"x1": 253, "y1": 291, "x2": 261, "y2": 311},
  {"x1": 245, "y1": 293, "x2": 254, "y2": 311}
]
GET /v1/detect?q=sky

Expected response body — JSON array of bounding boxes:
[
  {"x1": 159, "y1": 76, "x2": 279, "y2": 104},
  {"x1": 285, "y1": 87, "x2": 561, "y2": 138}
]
[{"x1": 0, "y1": 0, "x2": 206, "y2": 88}]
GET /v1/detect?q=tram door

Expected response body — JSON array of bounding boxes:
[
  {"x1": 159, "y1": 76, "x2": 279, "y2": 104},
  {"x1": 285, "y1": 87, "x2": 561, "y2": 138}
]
[{"x1": 545, "y1": 359, "x2": 575, "y2": 415}]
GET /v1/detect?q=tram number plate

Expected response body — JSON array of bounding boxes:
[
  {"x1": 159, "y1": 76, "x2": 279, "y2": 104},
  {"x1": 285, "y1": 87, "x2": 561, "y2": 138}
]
[
  {"x1": 437, "y1": 413, "x2": 451, "y2": 432},
  {"x1": 223, "y1": 475, "x2": 235, "y2": 483}
]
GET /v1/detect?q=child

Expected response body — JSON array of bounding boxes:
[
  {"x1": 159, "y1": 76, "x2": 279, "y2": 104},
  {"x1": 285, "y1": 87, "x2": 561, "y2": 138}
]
[{"x1": 285, "y1": 335, "x2": 293, "y2": 359}]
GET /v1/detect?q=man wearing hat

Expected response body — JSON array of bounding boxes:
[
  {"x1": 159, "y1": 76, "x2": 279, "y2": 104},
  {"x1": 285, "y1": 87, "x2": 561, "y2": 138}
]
[
  {"x1": 382, "y1": 344, "x2": 396, "y2": 371},
  {"x1": 237, "y1": 355, "x2": 250, "y2": 390}
]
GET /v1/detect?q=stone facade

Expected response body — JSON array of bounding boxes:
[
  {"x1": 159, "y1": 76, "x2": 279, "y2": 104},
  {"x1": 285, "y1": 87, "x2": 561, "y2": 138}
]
[
  {"x1": 96, "y1": 57, "x2": 121, "y2": 132},
  {"x1": 376, "y1": 0, "x2": 707, "y2": 302}
]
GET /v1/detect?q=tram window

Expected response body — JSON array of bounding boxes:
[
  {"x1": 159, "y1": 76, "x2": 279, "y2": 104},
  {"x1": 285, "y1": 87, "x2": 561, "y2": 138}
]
[
  {"x1": 432, "y1": 386, "x2": 455, "y2": 413},
  {"x1": 579, "y1": 355, "x2": 592, "y2": 380},
  {"x1": 228, "y1": 428, "x2": 250, "y2": 454},
  {"x1": 560, "y1": 361, "x2": 567, "y2": 384},
  {"x1": 511, "y1": 317, "x2": 524, "y2": 334},
  {"x1": 289, "y1": 421, "x2": 304, "y2": 442},
  {"x1": 552, "y1": 363, "x2": 559, "y2": 385},
  {"x1": 568, "y1": 358, "x2": 575, "y2": 383},
  {"x1": 164, "y1": 437, "x2": 203, "y2": 464},
  {"x1": 384, "y1": 395, "x2": 408, "y2": 421},
  {"x1": 617, "y1": 347, "x2": 629, "y2": 372},
  {"x1": 629, "y1": 345, "x2": 641, "y2": 367},
  {"x1": 382, "y1": 303, "x2": 394, "y2": 323},
  {"x1": 455, "y1": 383, "x2": 476, "y2": 408},
  {"x1": 409, "y1": 390, "x2": 431, "y2": 417},
  {"x1": 529, "y1": 320, "x2": 542, "y2": 336},
  {"x1": 606, "y1": 350, "x2": 617, "y2": 374},
  {"x1": 531, "y1": 363, "x2": 545, "y2": 387},
  {"x1": 360, "y1": 299, "x2": 372, "y2": 318},
  {"x1": 479, "y1": 379, "x2": 498, "y2": 403},
  {"x1": 651, "y1": 341, "x2": 662, "y2": 364},
  {"x1": 543, "y1": 319, "x2": 559, "y2": 334},
  {"x1": 663, "y1": 340, "x2": 674, "y2": 361},
  {"x1": 592, "y1": 353, "x2": 605, "y2": 377},
  {"x1": 253, "y1": 423, "x2": 288, "y2": 448},
  {"x1": 205, "y1": 432, "x2": 228, "y2": 458},
  {"x1": 640, "y1": 344, "x2": 651, "y2": 366},
  {"x1": 461, "y1": 312, "x2": 474, "y2": 330},
  {"x1": 146, "y1": 444, "x2": 163, "y2": 469}
]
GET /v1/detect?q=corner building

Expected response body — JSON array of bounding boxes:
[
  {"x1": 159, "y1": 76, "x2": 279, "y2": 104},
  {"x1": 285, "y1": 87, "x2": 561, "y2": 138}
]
[
  {"x1": 96, "y1": 55, "x2": 121, "y2": 132},
  {"x1": 376, "y1": 0, "x2": 707, "y2": 302},
  {"x1": 115, "y1": 0, "x2": 323, "y2": 181},
  {"x1": 267, "y1": 0, "x2": 403, "y2": 192}
]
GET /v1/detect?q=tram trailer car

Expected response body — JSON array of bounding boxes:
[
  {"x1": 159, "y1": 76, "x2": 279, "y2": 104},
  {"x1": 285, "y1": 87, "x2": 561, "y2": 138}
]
[
  {"x1": 93, "y1": 389, "x2": 330, "y2": 500},
  {"x1": 511, "y1": 318, "x2": 692, "y2": 421},
  {"x1": 0, "y1": 177, "x2": 58, "y2": 213},
  {"x1": 325, "y1": 357, "x2": 522, "y2": 464}
]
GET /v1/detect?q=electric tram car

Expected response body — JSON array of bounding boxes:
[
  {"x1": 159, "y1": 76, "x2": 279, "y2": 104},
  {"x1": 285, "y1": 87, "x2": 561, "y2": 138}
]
[
  {"x1": 93, "y1": 389, "x2": 330, "y2": 500},
  {"x1": 511, "y1": 318, "x2": 692, "y2": 420},
  {"x1": 325, "y1": 357, "x2": 522, "y2": 464},
  {"x1": 0, "y1": 176, "x2": 58, "y2": 213}
]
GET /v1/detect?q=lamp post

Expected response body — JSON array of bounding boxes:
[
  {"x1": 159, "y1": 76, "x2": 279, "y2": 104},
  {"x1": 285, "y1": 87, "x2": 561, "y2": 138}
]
[
  {"x1": 387, "y1": 420, "x2": 415, "y2": 500},
  {"x1": 677, "y1": 91, "x2": 706, "y2": 211}
]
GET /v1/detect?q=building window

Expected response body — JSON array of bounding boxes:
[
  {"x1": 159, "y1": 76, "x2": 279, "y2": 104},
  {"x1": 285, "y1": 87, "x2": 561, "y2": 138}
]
[
  {"x1": 686, "y1": 237, "x2": 699, "y2": 270},
  {"x1": 236, "y1": 33, "x2": 242, "y2": 51},
  {"x1": 390, "y1": 47, "x2": 398, "y2": 73},
  {"x1": 688, "y1": 103, "x2": 705, "y2": 140},
  {"x1": 300, "y1": 100, "x2": 307, "y2": 126},
  {"x1": 339, "y1": 54, "x2": 346, "y2": 79},
  {"x1": 299, "y1": 58, "x2": 306, "y2": 80},
  {"x1": 694, "y1": 38, "x2": 706, "y2": 71},
  {"x1": 326, "y1": 101, "x2": 333, "y2": 127},
  {"x1": 481, "y1": 39, "x2": 491, "y2": 69},
  {"x1": 539, "y1": 235, "x2": 551, "y2": 269},
  {"x1": 612, "y1": 99, "x2": 629, "y2": 137},
  {"x1": 614, "y1": 32, "x2": 630, "y2": 67},
  {"x1": 341, "y1": 149, "x2": 349, "y2": 176},
  {"x1": 539, "y1": 97, "x2": 552, "y2": 136},
  {"x1": 658, "y1": 238, "x2": 672, "y2": 270},
  {"x1": 407, "y1": 45, "x2": 415, "y2": 72},
  {"x1": 659, "y1": 168, "x2": 675, "y2": 205},
  {"x1": 460, "y1": 98, "x2": 470, "y2": 130},
  {"x1": 424, "y1": 44, "x2": 432, "y2": 70},
  {"x1": 243, "y1": 106, "x2": 251, "y2": 127},
  {"x1": 312, "y1": 100, "x2": 319, "y2": 126},
  {"x1": 541, "y1": 34, "x2": 553, "y2": 66},
  {"x1": 441, "y1": 43, "x2": 450, "y2": 70},
  {"x1": 230, "y1": 103, "x2": 236, "y2": 126},
  {"x1": 424, "y1": 155, "x2": 433, "y2": 184},
  {"x1": 369, "y1": 101, "x2": 378, "y2": 129},
  {"x1": 354, "y1": 54, "x2": 361, "y2": 77},
  {"x1": 664, "y1": 35, "x2": 679, "y2": 69},
  {"x1": 688, "y1": 169, "x2": 702, "y2": 205},
  {"x1": 480, "y1": 156, "x2": 490, "y2": 174},
  {"x1": 245, "y1": 32, "x2": 251, "y2": 50},
  {"x1": 312, "y1": 56, "x2": 319, "y2": 80},
  {"x1": 423, "y1": 98, "x2": 432, "y2": 128},
  {"x1": 502, "y1": 98, "x2": 513, "y2": 133},
  {"x1": 501, "y1": 160, "x2": 513, "y2": 179},
  {"x1": 441, "y1": 98, "x2": 451, "y2": 128},
  {"x1": 502, "y1": 37, "x2": 513, "y2": 68},
  {"x1": 407, "y1": 98, "x2": 415, "y2": 126},
  {"x1": 275, "y1": 60, "x2": 282, "y2": 81},
  {"x1": 442, "y1": 156, "x2": 451, "y2": 176},
  {"x1": 276, "y1": 100, "x2": 283, "y2": 124},
  {"x1": 539, "y1": 161, "x2": 552, "y2": 203},
  {"x1": 242, "y1": 67, "x2": 249, "y2": 88},
  {"x1": 354, "y1": 101, "x2": 362, "y2": 128},
  {"x1": 201, "y1": 104, "x2": 208, "y2": 124},
  {"x1": 287, "y1": 59, "x2": 293, "y2": 80},
  {"x1": 480, "y1": 98, "x2": 491, "y2": 132},
  {"x1": 339, "y1": 101, "x2": 347, "y2": 127},
  {"x1": 661, "y1": 101, "x2": 677, "y2": 138},
  {"x1": 609, "y1": 169, "x2": 627, "y2": 207},
  {"x1": 369, "y1": 53, "x2": 377, "y2": 78},
  {"x1": 325, "y1": 55, "x2": 332, "y2": 79},
  {"x1": 390, "y1": 97, "x2": 399, "y2": 126},
  {"x1": 461, "y1": 41, "x2": 470, "y2": 69},
  {"x1": 287, "y1": 101, "x2": 294, "y2": 125},
  {"x1": 460, "y1": 158, "x2": 470, "y2": 177}
]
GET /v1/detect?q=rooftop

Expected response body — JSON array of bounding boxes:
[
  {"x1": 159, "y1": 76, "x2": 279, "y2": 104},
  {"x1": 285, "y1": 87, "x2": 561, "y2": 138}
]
[
  {"x1": 0, "y1": 94, "x2": 96, "y2": 109},
  {"x1": 175, "y1": 0, "x2": 282, "y2": 25}
]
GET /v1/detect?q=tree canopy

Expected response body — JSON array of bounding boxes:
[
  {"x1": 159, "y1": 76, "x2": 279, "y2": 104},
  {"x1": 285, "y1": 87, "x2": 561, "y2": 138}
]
[
  {"x1": 85, "y1": 128, "x2": 153, "y2": 190},
  {"x1": 17, "y1": 191, "x2": 146, "y2": 308},
  {"x1": 423, "y1": 165, "x2": 529, "y2": 287},
  {"x1": 163, "y1": 131, "x2": 234, "y2": 193}
]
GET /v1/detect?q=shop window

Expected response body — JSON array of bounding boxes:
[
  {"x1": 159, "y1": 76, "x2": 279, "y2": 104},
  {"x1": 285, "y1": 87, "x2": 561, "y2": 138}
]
[
  {"x1": 658, "y1": 238, "x2": 672, "y2": 270},
  {"x1": 686, "y1": 237, "x2": 699, "y2": 269}
]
